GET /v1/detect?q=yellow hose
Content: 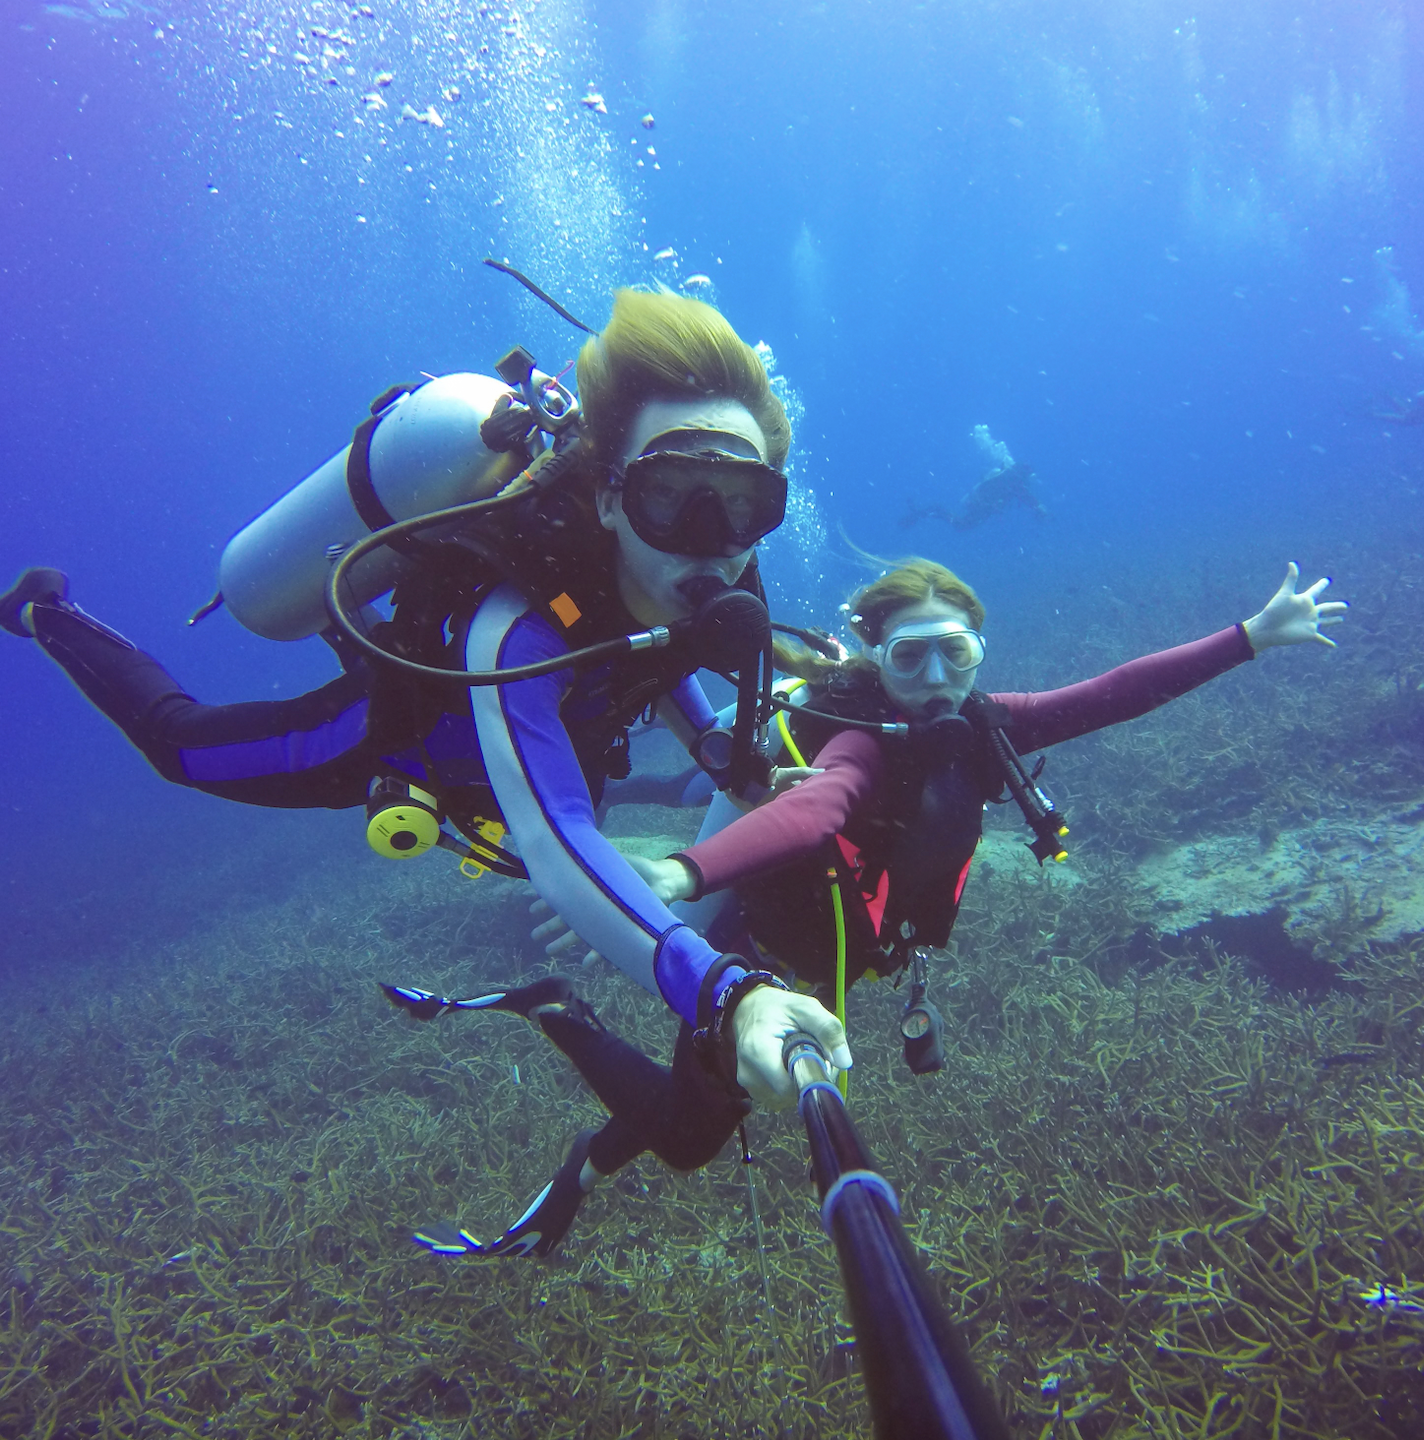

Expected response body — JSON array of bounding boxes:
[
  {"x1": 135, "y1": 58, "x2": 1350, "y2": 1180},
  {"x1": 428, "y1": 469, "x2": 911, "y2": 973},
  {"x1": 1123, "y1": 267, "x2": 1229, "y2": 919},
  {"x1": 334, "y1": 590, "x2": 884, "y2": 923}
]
[{"x1": 776, "y1": 701, "x2": 849, "y2": 1097}]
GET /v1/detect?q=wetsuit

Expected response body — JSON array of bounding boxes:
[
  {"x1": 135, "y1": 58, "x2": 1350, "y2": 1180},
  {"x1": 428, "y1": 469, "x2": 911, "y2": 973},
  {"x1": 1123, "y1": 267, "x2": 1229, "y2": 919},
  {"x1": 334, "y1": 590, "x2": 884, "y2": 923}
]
[
  {"x1": 23, "y1": 569, "x2": 752, "y2": 1031},
  {"x1": 550, "y1": 623, "x2": 1256, "y2": 1183}
]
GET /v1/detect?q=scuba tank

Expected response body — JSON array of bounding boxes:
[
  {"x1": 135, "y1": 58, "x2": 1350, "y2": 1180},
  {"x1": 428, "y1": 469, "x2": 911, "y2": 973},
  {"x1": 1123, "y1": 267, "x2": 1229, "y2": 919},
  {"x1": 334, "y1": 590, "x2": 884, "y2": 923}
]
[{"x1": 217, "y1": 373, "x2": 524, "y2": 641}]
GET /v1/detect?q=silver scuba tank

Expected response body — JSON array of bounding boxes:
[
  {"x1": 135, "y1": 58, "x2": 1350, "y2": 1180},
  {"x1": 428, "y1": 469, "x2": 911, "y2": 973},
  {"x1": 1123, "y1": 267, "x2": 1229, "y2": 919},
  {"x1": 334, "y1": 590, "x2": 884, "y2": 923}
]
[{"x1": 218, "y1": 373, "x2": 524, "y2": 642}]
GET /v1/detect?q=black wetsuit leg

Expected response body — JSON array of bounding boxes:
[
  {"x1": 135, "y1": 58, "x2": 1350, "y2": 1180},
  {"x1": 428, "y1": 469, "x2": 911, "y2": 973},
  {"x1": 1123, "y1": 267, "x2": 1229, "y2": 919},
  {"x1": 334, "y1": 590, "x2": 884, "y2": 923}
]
[
  {"x1": 29, "y1": 601, "x2": 376, "y2": 809},
  {"x1": 535, "y1": 1010, "x2": 749, "y2": 1174}
]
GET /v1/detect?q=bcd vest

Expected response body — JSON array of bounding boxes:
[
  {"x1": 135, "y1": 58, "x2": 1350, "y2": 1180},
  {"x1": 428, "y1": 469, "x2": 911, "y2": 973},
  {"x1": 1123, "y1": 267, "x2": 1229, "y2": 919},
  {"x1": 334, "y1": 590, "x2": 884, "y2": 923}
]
[
  {"x1": 359, "y1": 484, "x2": 766, "y2": 847},
  {"x1": 732, "y1": 669, "x2": 1004, "y2": 987}
]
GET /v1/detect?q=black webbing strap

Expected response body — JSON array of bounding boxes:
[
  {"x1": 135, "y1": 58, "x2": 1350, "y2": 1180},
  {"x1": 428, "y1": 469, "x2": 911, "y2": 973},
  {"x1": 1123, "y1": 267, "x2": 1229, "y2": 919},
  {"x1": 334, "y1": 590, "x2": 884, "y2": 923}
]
[{"x1": 345, "y1": 385, "x2": 436, "y2": 562}]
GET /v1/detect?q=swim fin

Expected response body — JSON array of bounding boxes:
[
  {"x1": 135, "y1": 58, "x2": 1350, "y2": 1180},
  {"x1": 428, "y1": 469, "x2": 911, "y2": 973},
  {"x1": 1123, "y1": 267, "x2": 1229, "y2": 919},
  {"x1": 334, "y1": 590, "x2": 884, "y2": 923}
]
[
  {"x1": 413, "y1": 1128, "x2": 599, "y2": 1260},
  {"x1": 0, "y1": 568, "x2": 69, "y2": 638},
  {"x1": 380, "y1": 973, "x2": 581, "y2": 1023}
]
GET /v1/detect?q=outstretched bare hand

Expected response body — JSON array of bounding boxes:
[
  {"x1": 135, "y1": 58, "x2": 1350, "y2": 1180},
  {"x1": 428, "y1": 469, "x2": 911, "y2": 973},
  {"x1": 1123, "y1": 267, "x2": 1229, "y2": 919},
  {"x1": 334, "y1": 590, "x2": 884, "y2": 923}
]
[{"x1": 1242, "y1": 563, "x2": 1348, "y2": 652}]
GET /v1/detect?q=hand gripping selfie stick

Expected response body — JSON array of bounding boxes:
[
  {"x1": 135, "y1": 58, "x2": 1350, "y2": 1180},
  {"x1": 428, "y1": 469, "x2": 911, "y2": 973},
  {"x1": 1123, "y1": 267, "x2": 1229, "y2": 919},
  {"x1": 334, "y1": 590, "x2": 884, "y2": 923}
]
[{"x1": 782, "y1": 1033, "x2": 1010, "y2": 1440}]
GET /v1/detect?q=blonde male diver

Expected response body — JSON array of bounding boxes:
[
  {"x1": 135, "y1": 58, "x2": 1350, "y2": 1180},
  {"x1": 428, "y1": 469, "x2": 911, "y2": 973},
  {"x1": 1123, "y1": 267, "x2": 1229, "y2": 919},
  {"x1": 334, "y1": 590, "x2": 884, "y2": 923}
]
[{"x1": 2, "y1": 289, "x2": 851, "y2": 1258}]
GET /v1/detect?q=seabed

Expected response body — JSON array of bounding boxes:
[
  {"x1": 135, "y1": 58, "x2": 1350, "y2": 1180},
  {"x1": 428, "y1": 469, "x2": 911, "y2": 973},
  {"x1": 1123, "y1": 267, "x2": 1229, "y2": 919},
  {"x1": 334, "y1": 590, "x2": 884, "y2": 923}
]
[{"x1": 3, "y1": 559, "x2": 1423, "y2": 1437}]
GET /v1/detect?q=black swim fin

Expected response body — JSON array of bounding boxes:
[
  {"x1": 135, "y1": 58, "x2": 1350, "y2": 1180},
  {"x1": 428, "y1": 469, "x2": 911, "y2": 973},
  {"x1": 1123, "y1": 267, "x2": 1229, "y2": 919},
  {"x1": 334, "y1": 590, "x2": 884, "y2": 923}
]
[
  {"x1": 380, "y1": 974, "x2": 580, "y2": 1023},
  {"x1": 0, "y1": 567, "x2": 69, "y2": 638},
  {"x1": 413, "y1": 1128, "x2": 598, "y2": 1260}
]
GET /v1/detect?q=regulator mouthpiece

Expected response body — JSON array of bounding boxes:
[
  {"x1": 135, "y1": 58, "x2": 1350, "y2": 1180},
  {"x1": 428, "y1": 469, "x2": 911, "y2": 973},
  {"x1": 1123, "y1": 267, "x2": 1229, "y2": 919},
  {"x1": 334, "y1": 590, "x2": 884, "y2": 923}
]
[{"x1": 682, "y1": 585, "x2": 771, "y2": 672}]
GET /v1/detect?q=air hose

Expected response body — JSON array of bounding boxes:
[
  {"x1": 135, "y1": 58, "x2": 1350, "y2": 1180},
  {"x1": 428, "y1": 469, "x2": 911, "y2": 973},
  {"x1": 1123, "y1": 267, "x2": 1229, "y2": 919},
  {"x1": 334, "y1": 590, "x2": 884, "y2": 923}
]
[
  {"x1": 323, "y1": 495, "x2": 675, "y2": 685},
  {"x1": 775, "y1": 693, "x2": 849, "y2": 1098}
]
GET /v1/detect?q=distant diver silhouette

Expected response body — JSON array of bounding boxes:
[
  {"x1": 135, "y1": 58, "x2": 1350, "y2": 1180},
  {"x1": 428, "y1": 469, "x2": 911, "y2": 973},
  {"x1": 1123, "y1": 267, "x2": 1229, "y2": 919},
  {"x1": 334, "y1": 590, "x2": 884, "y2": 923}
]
[
  {"x1": 899, "y1": 461, "x2": 1046, "y2": 531},
  {"x1": 1369, "y1": 391, "x2": 1424, "y2": 426}
]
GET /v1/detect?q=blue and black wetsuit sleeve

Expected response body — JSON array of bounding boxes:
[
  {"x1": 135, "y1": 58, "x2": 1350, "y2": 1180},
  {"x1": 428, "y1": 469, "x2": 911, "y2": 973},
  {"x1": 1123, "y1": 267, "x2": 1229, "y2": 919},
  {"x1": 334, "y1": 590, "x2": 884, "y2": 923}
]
[
  {"x1": 468, "y1": 585, "x2": 745, "y2": 1026},
  {"x1": 30, "y1": 602, "x2": 375, "y2": 809}
]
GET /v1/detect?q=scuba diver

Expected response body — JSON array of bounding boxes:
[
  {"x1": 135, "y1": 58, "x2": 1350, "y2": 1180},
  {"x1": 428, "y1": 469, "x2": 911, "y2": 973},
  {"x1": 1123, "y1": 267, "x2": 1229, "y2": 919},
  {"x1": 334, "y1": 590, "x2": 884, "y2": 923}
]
[
  {"x1": 1368, "y1": 390, "x2": 1424, "y2": 426},
  {"x1": 2, "y1": 286, "x2": 853, "y2": 1252},
  {"x1": 637, "y1": 557, "x2": 1345, "y2": 982},
  {"x1": 387, "y1": 555, "x2": 1347, "y2": 1255},
  {"x1": 898, "y1": 461, "x2": 1046, "y2": 533}
]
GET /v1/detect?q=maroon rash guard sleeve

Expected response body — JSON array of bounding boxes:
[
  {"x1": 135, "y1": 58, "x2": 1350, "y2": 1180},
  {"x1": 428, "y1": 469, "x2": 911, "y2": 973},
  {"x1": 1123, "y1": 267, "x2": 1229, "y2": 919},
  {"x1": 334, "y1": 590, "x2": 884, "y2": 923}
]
[
  {"x1": 676, "y1": 729, "x2": 883, "y2": 896},
  {"x1": 677, "y1": 624, "x2": 1255, "y2": 895},
  {"x1": 994, "y1": 624, "x2": 1254, "y2": 753}
]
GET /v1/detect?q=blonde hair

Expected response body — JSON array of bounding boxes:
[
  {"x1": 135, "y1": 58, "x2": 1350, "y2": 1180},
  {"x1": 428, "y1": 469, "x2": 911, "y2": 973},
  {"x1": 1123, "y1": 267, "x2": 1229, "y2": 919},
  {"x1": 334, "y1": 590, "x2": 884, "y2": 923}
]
[
  {"x1": 576, "y1": 289, "x2": 790, "y2": 472},
  {"x1": 774, "y1": 558, "x2": 986, "y2": 683}
]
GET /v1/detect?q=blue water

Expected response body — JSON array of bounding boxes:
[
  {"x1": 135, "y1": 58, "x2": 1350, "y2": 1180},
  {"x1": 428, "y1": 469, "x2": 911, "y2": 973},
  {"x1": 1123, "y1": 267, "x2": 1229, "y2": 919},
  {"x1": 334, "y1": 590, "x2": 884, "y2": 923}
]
[{"x1": 1, "y1": 0, "x2": 1420, "y2": 963}]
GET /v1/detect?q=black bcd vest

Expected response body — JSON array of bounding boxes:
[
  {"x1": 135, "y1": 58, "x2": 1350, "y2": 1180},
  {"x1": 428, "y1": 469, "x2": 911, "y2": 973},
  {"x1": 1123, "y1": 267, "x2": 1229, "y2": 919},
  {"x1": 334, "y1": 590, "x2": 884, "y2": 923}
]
[
  {"x1": 733, "y1": 669, "x2": 1006, "y2": 987},
  {"x1": 362, "y1": 486, "x2": 766, "y2": 842}
]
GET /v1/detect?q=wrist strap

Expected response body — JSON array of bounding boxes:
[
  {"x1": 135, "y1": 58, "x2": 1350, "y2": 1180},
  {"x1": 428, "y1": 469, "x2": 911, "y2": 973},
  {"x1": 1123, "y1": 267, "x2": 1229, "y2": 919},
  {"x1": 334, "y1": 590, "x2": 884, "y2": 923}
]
[
  {"x1": 694, "y1": 967, "x2": 787, "y2": 1054},
  {"x1": 694, "y1": 953, "x2": 747, "y2": 1033}
]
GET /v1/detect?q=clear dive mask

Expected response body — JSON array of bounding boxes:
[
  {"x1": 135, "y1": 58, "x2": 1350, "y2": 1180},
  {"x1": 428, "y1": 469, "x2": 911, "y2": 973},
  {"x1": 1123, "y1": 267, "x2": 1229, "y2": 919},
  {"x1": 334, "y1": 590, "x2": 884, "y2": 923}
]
[{"x1": 872, "y1": 620, "x2": 986, "y2": 679}]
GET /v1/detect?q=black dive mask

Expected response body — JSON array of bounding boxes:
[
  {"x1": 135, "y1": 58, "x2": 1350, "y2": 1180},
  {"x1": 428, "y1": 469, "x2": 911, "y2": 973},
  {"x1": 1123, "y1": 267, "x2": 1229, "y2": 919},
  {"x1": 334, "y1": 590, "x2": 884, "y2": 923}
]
[{"x1": 617, "y1": 450, "x2": 788, "y2": 558}]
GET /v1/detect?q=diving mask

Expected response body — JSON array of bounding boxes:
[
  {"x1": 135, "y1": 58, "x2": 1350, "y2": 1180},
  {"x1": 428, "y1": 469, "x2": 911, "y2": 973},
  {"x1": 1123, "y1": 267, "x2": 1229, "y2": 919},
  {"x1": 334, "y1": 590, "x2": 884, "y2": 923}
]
[
  {"x1": 615, "y1": 447, "x2": 788, "y2": 558},
  {"x1": 873, "y1": 619, "x2": 986, "y2": 679}
]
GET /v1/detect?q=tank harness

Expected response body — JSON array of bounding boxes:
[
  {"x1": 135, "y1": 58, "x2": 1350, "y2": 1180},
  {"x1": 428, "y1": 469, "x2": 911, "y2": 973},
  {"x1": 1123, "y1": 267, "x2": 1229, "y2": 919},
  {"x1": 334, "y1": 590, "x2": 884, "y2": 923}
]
[
  {"x1": 325, "y1": 363, "x2": 776, "y2": 877},
  {"x1": 347, "y1": 464, "x2": 773, "y2": 877}
]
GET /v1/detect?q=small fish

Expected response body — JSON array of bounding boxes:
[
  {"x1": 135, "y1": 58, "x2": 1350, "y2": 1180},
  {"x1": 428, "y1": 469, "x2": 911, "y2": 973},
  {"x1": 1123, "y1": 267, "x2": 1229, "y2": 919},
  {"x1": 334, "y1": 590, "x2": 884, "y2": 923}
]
[
  {"x1": 1317, "y1": 1051, "x2": 1381, "y2": 1068},
  {"x1": 682, "y1": 274, "x2": 712, "y2": 290},
  {"x1": 363, "y1": 92, "x2": 388, "y2": 111},
  {"x1": 373, "y1": 71, "x2": 394, "y2": 87},
  {"x1": 512, "y1": 1064, "x2": 521, "y2": 1085},
  {"x1": 653, "y1": 247, "x2": 677, "y2": 262},
  {"x1": 580, "y1": 90, "x2": 608, "y2": 114},
  {"x1": 641, "y1": 113, "x2": 655, "y2": 129},
  {"x1": 1358, "y1": 1282, "x2": 1424, "y2": 1314}
]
